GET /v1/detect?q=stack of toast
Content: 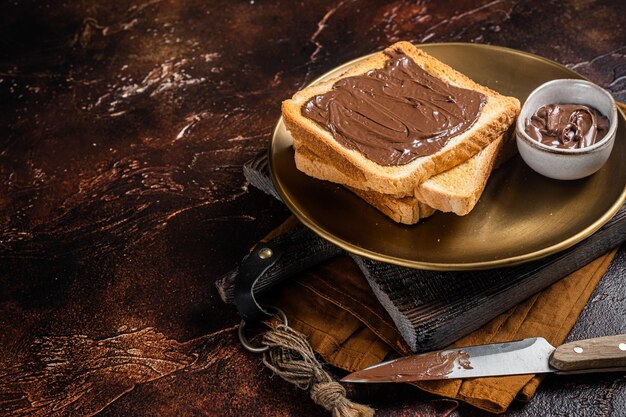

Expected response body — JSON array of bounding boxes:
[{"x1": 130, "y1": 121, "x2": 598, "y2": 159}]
[{"x1": 282, "y1": 42, "x2": 521, "y2": 224}]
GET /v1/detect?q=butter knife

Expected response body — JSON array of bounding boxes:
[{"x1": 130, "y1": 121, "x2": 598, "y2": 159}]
[{"x1": 341, "y1": 335, "x2": 626, "y2": 383}]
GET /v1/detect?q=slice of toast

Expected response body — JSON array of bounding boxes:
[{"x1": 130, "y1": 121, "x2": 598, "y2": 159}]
[
  {"x1": 295, "y1": 133, "x2": 505, "y2": 219},
  {"x1": 295, "y1": 144, "x2": 434, "y2": 224},
  {"x1": 282, "y1": 41, "x2": 520, "y2": 196}
]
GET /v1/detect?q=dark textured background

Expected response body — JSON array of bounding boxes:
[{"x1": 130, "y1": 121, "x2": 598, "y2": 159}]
[{"x1": 0, "y1": 1, "x2": 624, "y2": 416}]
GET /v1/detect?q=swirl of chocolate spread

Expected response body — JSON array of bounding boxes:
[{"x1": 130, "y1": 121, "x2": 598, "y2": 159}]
[
  {"x1": 301, "y1": 49, "x2": 487, "y2": 166},
  {"x1": 524, "y1": 104, "x2": 610, "y2": 149}
]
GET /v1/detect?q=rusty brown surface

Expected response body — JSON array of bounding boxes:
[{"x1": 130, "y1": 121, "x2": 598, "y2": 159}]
[{"x1": 0, "y1": 1, "x2": 624, "y2": 416}]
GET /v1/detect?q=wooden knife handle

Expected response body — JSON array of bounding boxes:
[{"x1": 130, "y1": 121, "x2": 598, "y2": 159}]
[{"x1": 549, "y1": 335, "x2": 626, "y2": 372}]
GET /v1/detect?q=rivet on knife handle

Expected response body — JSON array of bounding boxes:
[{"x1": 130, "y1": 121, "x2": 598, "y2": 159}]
[{"x1": 549, "y1": 334, "x2": 626, "y2": 372}]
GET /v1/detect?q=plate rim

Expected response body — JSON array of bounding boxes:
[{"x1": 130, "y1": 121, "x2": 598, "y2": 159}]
[{"x1": 269, "y1": 42, "x2": 626, "y2": 271}]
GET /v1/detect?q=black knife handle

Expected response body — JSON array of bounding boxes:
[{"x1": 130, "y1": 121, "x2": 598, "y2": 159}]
[
  {"x1": 233, "y1": 240, "x2": 283, "y2": 323},
  {"x1": 217, "y1": 225, "x2": 343, "y2": 320},
  {"x1": 217, "y1": 149, "x2": 343, "y2": 321}
]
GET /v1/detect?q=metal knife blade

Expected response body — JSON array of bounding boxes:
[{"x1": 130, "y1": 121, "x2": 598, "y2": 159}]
[{"x1": 341, "y1": 335, "x2": 626, "y2": 383}]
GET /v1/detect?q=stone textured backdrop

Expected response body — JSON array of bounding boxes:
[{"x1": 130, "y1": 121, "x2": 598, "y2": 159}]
[{"x1": 0, "y1": 1, "x2": 624, "y2": 416}]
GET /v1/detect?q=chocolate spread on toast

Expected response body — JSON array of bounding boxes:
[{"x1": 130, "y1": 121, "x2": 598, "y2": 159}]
[{"x1": 301, "y1": 49, "x2": 487, "y2": 166}]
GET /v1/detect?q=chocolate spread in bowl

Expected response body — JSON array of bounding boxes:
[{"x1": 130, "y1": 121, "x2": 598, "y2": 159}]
[
  {"x1": 301, "y1": 49, "x2": 487, "y2": 166},
  {"x1": 524, "y1": 104, "x2": 610, "y2": 149}
]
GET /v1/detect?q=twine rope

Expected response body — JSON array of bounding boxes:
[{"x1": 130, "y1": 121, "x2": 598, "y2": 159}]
[{"x1": 262, "y1": 321, "x2": 375, "y2": 417}]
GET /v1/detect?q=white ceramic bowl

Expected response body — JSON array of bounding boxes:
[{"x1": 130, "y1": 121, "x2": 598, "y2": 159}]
[{"x1": 516, "y1": 79, "x2": 618, "y2": 180}]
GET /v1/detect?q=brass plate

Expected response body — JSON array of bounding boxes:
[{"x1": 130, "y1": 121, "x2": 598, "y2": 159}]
[{"x1": 270, "y1": 43, "x2": 626, "y2": 270}]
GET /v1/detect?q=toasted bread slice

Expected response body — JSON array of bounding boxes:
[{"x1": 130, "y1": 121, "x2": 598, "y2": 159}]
[
  {"x1": 294, "y1": 146, "x2": 436, "y2": 224},
  {"x1": 283, "y1": 41, "x2": 520, "y2": 196},
  {"x1": 413, "y1": 137, "x2": 503, "y2": 215},
  {"x1": 295, "y1": 133, "x2": 504, "y2": 219}
]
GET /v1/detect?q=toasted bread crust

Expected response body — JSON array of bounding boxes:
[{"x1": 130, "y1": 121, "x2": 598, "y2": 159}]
[
  {"x1": 282, "y1": 41, "x2": 520, "y2": 195},
  {"x1": 295, "y1": 132, "x2": 506, "y2": 216},
  {"x1": 294, "y1": 146, "x2": 433, "y2": 224},
  {"x1": 414, "y1": 138, "x2": 503, "y2": 215}
]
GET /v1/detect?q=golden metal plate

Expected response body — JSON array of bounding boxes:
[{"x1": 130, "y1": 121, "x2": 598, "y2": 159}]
[{"x1": 270, "y1": 43, "x2": 626, "y2": 270}]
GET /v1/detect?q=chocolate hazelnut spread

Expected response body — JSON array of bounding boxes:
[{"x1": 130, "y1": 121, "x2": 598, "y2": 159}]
[
  {"x1": 345, "y1": 350, "x2": 472, "y2": 383},
  {"x1": 524, "y1": 104, "x2": 610, "y2": 149},
  {"x1": 301, "y1": 49, "x2": 487, "y2": 166}
]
